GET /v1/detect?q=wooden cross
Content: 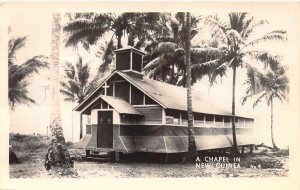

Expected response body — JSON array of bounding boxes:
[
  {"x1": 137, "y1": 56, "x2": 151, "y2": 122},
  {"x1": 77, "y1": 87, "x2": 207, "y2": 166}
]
[{"x1": 102, "y1": 82, "x2": 110, "y2": 95}]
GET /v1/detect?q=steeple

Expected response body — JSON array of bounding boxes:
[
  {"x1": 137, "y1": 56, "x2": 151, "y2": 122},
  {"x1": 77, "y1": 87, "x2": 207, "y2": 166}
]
[{"x1": 114, "y1": 46, "x2": 145, "y2": 78}]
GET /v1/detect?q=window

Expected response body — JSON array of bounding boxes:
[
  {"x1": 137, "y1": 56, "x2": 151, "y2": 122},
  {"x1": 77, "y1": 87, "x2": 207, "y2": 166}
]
[
  {"x1": 194, "y1": 113, "x2": 204, "y2": 121},
  {"x1": 215, "y1": 115, "x2": 223, "y2": 122},
  {"x1": 206, "y1": 114, "x2": 214, "y2": 121},
  {"x1": 145, "y1": 95, "x2": 156, "y2": 105},
  {"x1": 181, "y1": 112, "x2": 188, "y2": 126},
  {"x1": 132, "y1": 53, "x2": 143, "y2": 72},
  {"x1": 116, "y1": 52, "x2": 130, "y2": 70},
  {"x1": 224, "y1": 116, "x2": 231, "y2": 123},
  {"x1": 115, "y1": 81, "x2": 130, "y2": 102},
  {"x1": 131, "y1": 85, "x2": 144, "y2": 105},
  {"x1": 166, "y1": 109, "x2": 180, "y2": 125}
]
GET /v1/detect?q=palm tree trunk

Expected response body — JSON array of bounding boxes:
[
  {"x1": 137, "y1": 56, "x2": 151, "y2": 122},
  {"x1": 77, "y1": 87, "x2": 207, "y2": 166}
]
[
  {"x1": 271, "y1": 98, "x2": 279, "y2": 150},
  {"x1": 231, "y1": 66, "x2": 240, "y2": 155},
  {"x1": 117, "y1": 35, "x2": 122, "y2": 49},
  {"x1": 185, "y1": 12, "x2": 197, "y2": 161},
  {"x1": 45, "y1": 13, "x2": 76, "y2": 176}
]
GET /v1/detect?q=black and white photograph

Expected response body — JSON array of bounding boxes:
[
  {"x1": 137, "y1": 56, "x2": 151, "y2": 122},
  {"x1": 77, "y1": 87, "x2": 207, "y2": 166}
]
[{"x1": 0, "y1": 2, "x2": 300, "y2": 190}]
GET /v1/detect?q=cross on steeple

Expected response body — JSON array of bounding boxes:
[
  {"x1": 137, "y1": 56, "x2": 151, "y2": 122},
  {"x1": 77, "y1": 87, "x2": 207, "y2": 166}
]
[{"x1": 102, "y1": 82, "x2": 110, "y2": 95}]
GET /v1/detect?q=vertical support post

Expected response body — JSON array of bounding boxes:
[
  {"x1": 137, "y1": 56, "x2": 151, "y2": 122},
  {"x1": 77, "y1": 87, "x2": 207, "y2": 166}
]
[
  {"x1": 213, "y1": 115, "x2": 215, "y2": 127},
  {"x1": 162, "y1": 108, "x2": 166, "y2": 125},
  {"x1": 80, "y1": 113, "x2": 83, "y2": 139},
  {"x1": 130, "y1": 50, "x2": 133, "y2": 70},
  {"x1": 129, "y1": 83, "x2": 132, "y2": 104},
  {"x1": 179, "y1": 112, "x2": 182, "y2": 126},
  {"x1": 113, "y1": 81, "x2": 115, "y2": 97},
  {"x1": 104, "y1": 82, "x2": 107, "y2": 95}
]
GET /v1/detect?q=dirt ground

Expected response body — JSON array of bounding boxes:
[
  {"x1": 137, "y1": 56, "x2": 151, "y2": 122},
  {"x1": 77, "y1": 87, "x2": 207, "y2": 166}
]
[{"x1": 9, "y1": 134, "x2": 289, "y2": 178}]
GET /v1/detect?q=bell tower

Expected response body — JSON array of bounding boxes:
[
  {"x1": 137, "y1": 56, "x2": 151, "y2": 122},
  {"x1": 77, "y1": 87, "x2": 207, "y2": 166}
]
[{"x1": 114, "y1": 46, "x2": 145, "y2": 77}]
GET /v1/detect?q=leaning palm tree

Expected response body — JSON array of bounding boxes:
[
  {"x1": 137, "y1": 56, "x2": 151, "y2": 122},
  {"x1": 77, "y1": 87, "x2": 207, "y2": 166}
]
[
  {"x1": 45, "y1": 13, "x2": 77, "y2": 177},
  {"x1": 242, "y1": 54, "x2": 289, "y2": 150},
  {"x1": 192, "y1": 12, "x2": 287, "y2": 155},
  {"x1": 8, "y1": 36, "x2": 48, "y2": 109}
]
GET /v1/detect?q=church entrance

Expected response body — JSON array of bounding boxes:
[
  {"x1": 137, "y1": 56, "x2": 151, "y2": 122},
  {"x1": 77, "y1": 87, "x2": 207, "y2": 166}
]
[{"x1": 97, "y1": 111, "x2": 113, "y2": 148}]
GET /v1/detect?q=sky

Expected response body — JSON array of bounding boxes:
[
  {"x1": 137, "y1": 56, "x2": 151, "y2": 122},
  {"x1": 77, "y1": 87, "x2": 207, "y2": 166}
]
[{"x1": 7, "y1": 9, "x2": 293, "y2": 147}]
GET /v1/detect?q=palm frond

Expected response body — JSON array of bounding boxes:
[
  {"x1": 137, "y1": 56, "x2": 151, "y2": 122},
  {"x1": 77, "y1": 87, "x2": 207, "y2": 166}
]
[
  {"x1": 9, "y1": 55, "x2": 48, "y2": 81},
  {"x1": 64, "y1": 14, "x2": 113, "y2": 47},
  {"x1": 8, "y1": 36, "x2": 27, "y2": 64},
  {"x1": 242, "y1": 19, "x2": 269, "y2": 39},
  {"x1": 245, "y1": 30, "x2": 287, "y2": 48},
  {"x1": 204, "y1": 15, "x2": 229, "y2": 44},
  {"x1": 253, "y1": 92, "x2": 267, "y2": 108},
  {"x1": 98, "y1": 38, "x2": 116, "y2": 74}
]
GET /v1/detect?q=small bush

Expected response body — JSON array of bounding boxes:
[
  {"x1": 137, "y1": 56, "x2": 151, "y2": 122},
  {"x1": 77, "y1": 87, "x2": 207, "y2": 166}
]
[{"x1": 9, "y1": 133, "x2": 49, "y2": 151}]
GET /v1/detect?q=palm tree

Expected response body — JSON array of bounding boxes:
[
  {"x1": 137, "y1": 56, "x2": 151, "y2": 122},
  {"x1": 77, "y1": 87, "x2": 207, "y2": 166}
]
[
  {"x1": 60, "y1": 56, "x2": 100, "y2": 139},
  {"x1": 64, "y1": 13, "x2": 163, "y2": 78},
  {"x1": 191, "y1": 12, "x2": 287, "y2": 155},
  {"x1": 63, "y1": 13, "x2": 162, "y2": 49},
  {"x1": 60, "y1": 56, "x2": 98, "y2": 103},
  {"x1": 45, "y1": 13, "x2": 77, "y2": 177},
  {"x1": 185, "y1": 12, "x2": 197, "y2": 161},
  {"x1": 143, "y1": 12, "x2": 202, "y2": 86},
  {"x1": 242, "y1": 54, "x2": 289, "y2": 150},
  {"x1": 8, "y1": 36, "x2": 48, "y2": 109}
]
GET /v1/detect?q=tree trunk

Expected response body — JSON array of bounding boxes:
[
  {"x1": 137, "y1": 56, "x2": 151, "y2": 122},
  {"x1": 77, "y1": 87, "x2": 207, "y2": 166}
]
[
  {"x1": 271, "y1": 98, "x2": 279, "y2": 150},
  {"x1": 231, "y1": 66, "x2": 240, "y2": 156},
  {"x1": 45, "y1": 13, "x2": 77, "y2": 177},
  {"x1": 117, "y1": 35, "x2": 122, "y2": 49},
  {"x1": 185, "y1": 12, "x2": 197, "y2": 161}
]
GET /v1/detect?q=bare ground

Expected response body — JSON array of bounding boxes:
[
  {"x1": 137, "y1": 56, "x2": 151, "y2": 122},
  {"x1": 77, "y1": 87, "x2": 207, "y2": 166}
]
[{"x1": 9, "y1": 134, "x2": 289, "y2": 178}]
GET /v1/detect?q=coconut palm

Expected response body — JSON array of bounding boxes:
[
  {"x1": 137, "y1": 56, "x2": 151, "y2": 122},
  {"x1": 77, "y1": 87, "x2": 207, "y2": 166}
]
[
  {"x1": 60, "y1": 56, "x2": 98, "y2": 103},
  {"x1": 192, "y1": 12, "x2": 287, "y2": 155},
  {"x1": 145, "y1": 12, "x2": 287, "y2": 155},
  {"x1": 8, "y1": 36, "x2": 48, "y2": 109},
  {"x1": 45, "y1": 13, "x2": 77, "y2": 176},
  {"x1": 143, "y1": 12, "x2": 202, "y2": 86},
  {"x1": 242, "y1": 54, "x2": 289, "y2": 150},
  {"x1": 63, "y1": 13, "x2": 163, "y2": 49},
  {"x1": 185, "y1": 12, "x2": 197, "y2": 160},
  {"x1": 60, "y1": 56, "x2": 100, "y2": 139}
]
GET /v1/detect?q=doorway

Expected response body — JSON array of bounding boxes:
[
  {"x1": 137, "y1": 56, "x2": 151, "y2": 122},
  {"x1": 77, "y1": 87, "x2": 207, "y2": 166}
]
[{"x1": 97, "y1": 111, "x2": 113, "y2": 148}]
